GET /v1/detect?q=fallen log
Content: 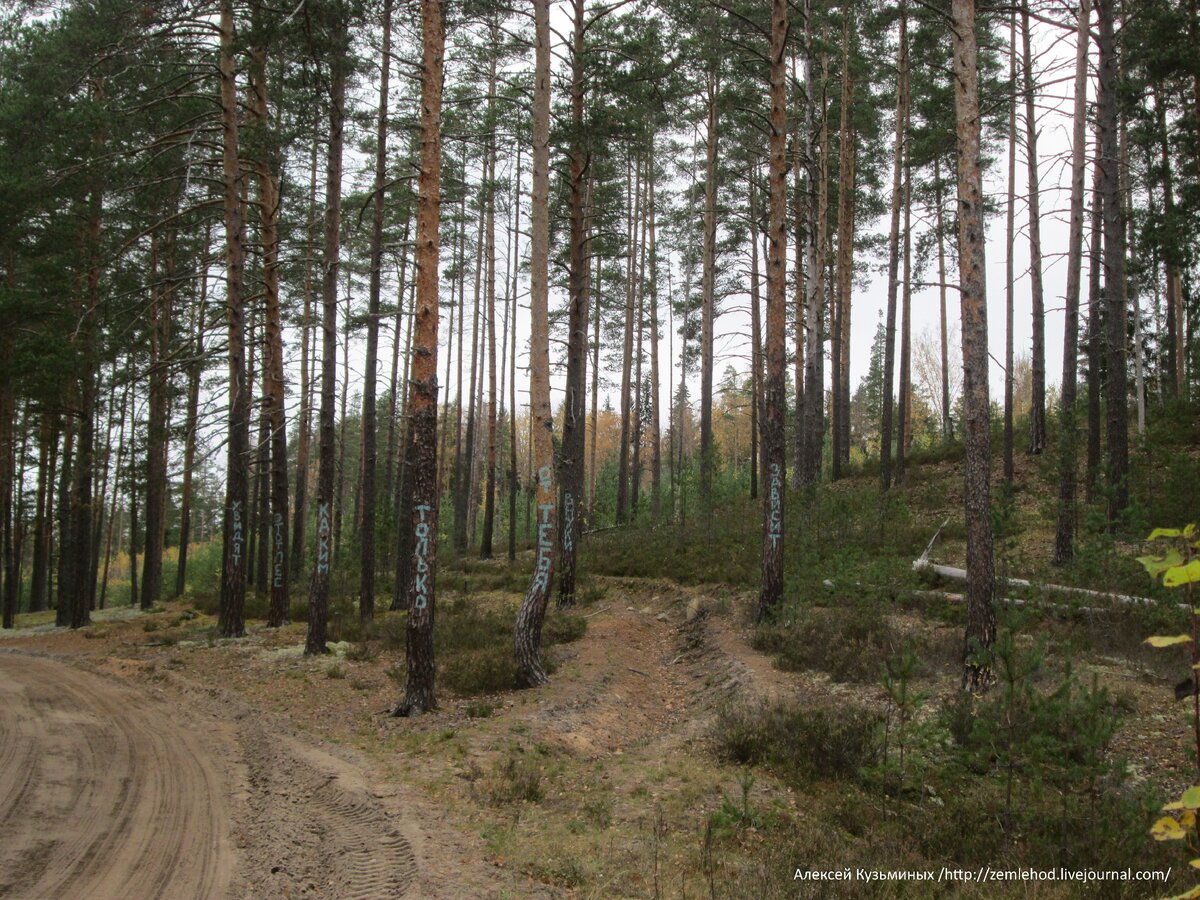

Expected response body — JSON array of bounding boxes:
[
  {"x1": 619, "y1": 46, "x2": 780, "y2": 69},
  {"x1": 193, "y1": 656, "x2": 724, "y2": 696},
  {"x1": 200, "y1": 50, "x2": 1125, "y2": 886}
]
[{"x1": 911, "y1": 557, "x2": 1164, "y2": 608}]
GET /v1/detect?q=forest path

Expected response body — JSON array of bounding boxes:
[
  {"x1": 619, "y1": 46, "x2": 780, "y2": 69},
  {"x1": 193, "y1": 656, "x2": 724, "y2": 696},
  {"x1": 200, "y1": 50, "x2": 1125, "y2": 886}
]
[{"x1": 0, "y1": 648, "x2": 420, "y2": 899}]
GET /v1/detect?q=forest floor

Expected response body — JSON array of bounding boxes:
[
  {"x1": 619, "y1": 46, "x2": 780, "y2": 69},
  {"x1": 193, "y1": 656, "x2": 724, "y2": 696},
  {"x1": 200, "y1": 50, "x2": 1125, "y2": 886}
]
[{"x1": 4, "y1": 448, "x2": 1200, "y2": 898}]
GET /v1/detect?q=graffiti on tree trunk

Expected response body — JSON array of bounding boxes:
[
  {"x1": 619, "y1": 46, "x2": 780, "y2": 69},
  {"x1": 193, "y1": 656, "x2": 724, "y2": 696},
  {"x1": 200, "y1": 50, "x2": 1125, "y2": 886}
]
[
  {"x1": 414, "y1": 504, "x2": 432, "y2": 609},
  {"x1": 317, "y1": 502, "x2": 331, "y2": 575}
]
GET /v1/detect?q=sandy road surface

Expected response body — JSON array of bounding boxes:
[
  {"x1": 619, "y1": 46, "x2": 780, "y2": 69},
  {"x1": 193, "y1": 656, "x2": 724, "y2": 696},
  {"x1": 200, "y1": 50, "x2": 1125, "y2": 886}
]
[{"x1": 0, "y1": 650, "x2": 418, "y2": 899}]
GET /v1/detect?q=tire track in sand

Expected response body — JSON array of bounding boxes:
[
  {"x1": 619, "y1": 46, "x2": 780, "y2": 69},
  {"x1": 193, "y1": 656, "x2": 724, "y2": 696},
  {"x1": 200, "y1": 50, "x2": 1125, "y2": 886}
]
[{"x1": 0, "y1": 650, "x2": 232, "y2": 899}]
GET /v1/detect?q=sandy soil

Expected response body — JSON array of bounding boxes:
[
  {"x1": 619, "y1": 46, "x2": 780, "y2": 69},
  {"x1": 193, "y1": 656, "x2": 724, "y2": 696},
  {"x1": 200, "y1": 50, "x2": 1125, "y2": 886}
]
[{"x1": 0, "y1": 645, "x2": 507, "y2": 899}]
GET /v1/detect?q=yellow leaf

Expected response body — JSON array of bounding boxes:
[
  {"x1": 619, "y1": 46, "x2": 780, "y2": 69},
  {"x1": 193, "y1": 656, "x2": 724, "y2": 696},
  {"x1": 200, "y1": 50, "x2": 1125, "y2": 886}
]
[
  {"x1": 1183, "y1": 787, "x2": 1200, "y2": 809},
  {"x1": 1166, "y1": 561, "x2": 1200, "y2": 589},
  {"x1": 1190, "y1": 859, "x2": 1200, "y2": 870},
  {"x1": 1149, "y1": 528, "x2": 1184, "y2": 540},
  {"x1": 1141, "y1": 551, "x2": 1184, "y2": 578},
  {"x1": 1165, "y1": 800, "x2": 1186, "y2": 810},
  {"x1": 1152, "y1": 816, "x2": 1188, "y2": 840},
  {"x1": 1186, "y1": 524, "x2": 1198, "y2": 539},
  {"x1": 1146, "y1": 635, "x2": 1193, "y2": 647},
  {"x1": 1184, "y1": 810, "x2": 1197, "y2": 828}
]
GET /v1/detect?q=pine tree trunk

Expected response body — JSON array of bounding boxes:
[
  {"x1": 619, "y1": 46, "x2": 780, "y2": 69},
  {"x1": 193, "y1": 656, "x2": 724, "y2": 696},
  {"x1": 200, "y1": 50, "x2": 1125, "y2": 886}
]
[
  {"x1": 749, "y1": 177, "x2": 762, "y2": 501},
  {"x1": 880, "y1": 0, "x2": 908, "y2": 492},
  {"x1": 357, "y1": 0, "x2": 392, "y2": 622},
  {"x1": 1022, "y1": 0, "x2": 1047, "y2": 455},
  {"x1": 142, "y1": 223, "x2": 170, "y2": 609},
  {"x1": 481, "y1": 50, "x2": 499, "y2": 559},
  {"x1": 1003, "y1": 10, "x2": 1017, "y2": 485},
  {"x1": 801, "y1": 35, "x2": 826, "y2": 487},
  {"x1": 616, "y1": 155, "x2": 637, "y2": 525},
  {"x1": 758, "y1": 0, "x2": 788, "y2": 620},
  {"x1": 217, "y1": 0, "x2": 249, "y2": 637},
  {"x1": 29, "y1": 413, "x2": 52, "y2": 612},
  {"x1": 1085, "y1": 141, "x2": 1103, "y2": 503},
  {"x1": 648, "y1": 157, "x2": 662, "y2": 521},
  {"x1": 832, "y1": 12, "x2": 855, "y2": 481},
  {"x1": 897, "y1": 161, "x2": 912, "y2": 485},
  {"x1": 1054, "y1": 0, "x2": 1092, "y2": 566},
  {"x1": 509, "y1": 145, "x2": 521, "y2": 559},
  {"x1": 306, "y1": 16, "x2": 347, "y2": 655},
  {"x1": 1097, "y1": 0, "x2": 1129, "y2": 526},
  {"x1": 176, "y1": 228, "x2": 209, "y2": 598},
  {"x1": 1155, "y1": 94, "x2": 1184, "y2": 399},
  {"x1": 557, "y1": 0, "x2": 590, "y2": 607},
  {"x1": 699, "y1": 70, "x2": 719, "y2": 512},
  {"x1": 455, "y1": 188, "x2": 483, "y2": 552},
  {"x1": 935, "y1": 160, "x2": 951, "y2": 440},
  {"x1": 951, "y1": 0, "x2": 996, "y2": 691},
  {"x1": 101, "y1": 377, "x2": 130, "y2": 609},
  {"x1": 394, "y1": 0, "x2": 444, "y2": 714},
  {"x1": 515, "y1": 0, "x2": 557, "y2": 688},
  {"x1": 0, "y1": 387, "x2": 14, "y2": 629},
  {"x1": 291, "y1": 133, "x2": 320, "y2": 581}
]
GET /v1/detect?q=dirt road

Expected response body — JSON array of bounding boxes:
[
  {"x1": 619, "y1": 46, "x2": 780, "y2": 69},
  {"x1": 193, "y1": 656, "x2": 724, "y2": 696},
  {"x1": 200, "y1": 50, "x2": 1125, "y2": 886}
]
[{"x1": 0, "y1": 649, "x2": 418, "y2": 899}]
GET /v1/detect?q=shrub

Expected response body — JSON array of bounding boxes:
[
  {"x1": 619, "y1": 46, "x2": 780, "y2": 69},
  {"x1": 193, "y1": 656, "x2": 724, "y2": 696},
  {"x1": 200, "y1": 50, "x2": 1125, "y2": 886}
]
[
  {"x1": 752, "y1": 600, "x2": 903, "y2": 683},
  {"x1": 714, "y1": 700, "x2": 882, "y2": 784}
]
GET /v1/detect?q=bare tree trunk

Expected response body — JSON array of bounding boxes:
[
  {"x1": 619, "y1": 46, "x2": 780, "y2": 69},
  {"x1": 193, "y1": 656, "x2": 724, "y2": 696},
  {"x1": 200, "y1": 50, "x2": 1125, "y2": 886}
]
[
  {"x1": 394, "y1": 0, "x2": 444, "y2": 714},
  {"x1": 455, "y1": 186, "x2": 483, "y2": 552},
  {"x1": 306, "y1": 15, "x2": 347, "y2": 655},
  {"x1": 749, "y1": 177, "x2": 762, "y2": 501},
  {"x1": 648, "y1": 156, "x2": 662, "y2": 521},
  {"x1": 1022, "y1": 0, "x2": 1047, "y2": 455},
  {"x1": 29, "y1": 413, "x2": 52, "y2": 612},
  {"x1": 801, "y1": 36, "x2": 826, "y2": 487},
  {"x1": 1003, "y1": 10, "x2": 1017, "y2": 485},
  {"x1": 357, "y1": 0, "x2": 392, "y2": 622},
  {"x1": 1154, "y1": 93, "x2": 1184, "y2": 399},
  {"x1": 935, "y1": 160, "x2": 952, "y2": 440},
  {"x1": 176, "y1": 230, "x2": 209, "y2": 599},
  {"x1": 515, "y1": 0, "x2": 557, "y2": 688},
  {"x1": 142, "y1": 221, "x2": 171, "y2": 609},
  {"x1": 880, "y1": 0, "x2": 908, "y2": 492},
  {"x1": 291, "y1": 132, "x2": 319, "y2": 581},
  {"x1": 951, "y1": 0, "x2": 996, "y2": 691},
  {"x1": 507, "y1": 145, "x2": 522, "y2": 559},
  {"x1": 1054, "y1": 0, "x2": 1092, "y2": 566},
  {"x1": 588, "y1": 240, "x2": 602, "y2": 519},
  {"x1": 1085, "y1": 139, "x2": 1103, "y2": 503},
  {"x1": 481, "y1": 49, "x2": 499, "y2": 559},
  {"x1": 699, "y1": 70, "x2": 718, "y2": 511},
  {"x1": 557, "y1": 0, "x2": 591, "y2": 607},
  {"x1": 617, "y1": 155, "x2": 637, "y2": 525},
  {"x1": 897, "y1": 159, "x2": 913, "y2": 484},
  {"x1": 334, "y1": 280, "x2": 350, "y2": 561},
  {"x1": 1097, "y1": 0, "x2": 1129, "y2": 526},
  {"x1": 102, "y1": 374, "x2": 130, "y2": 609},
  {"x1": 758, "y1": 0, "x2": 788, "y2": 620},
  {"x1": 632, "y1": 159, "x2": 647, "y2": 515},
  {"x1": 218, "y1": 0, "x2": 249, "y2": 637},
  {"x1": 832, "y1": 11, "x2": 855, "y2": 482}
]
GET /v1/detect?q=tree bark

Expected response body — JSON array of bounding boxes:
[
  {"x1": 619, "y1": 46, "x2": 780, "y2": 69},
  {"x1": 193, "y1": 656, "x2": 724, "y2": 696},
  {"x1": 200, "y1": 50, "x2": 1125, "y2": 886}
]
[
  {"x1": 291, "y1": 132, "x2": 319, "y2": 581},
  {"x1": 306, "y1": 14, "x2": 347, "y2": 655},
  {"x1": 515, "y1": 0, "x2": 557, "y2": 688},
  {"x1": 832, "y1": 12, "x2": 855, "y2": 481},
  {"x1": 801, "y1": 37, "x2": 826, "y2": 487},
  {"x1": 951, "y1": 0, "x2": 996, "y2": 691},
  {"x1": 1054, "y1": 0, "x2": 1092, "y2": 566},
  {"x1": 557, "y1": 0, "x2": 590, "y2": 607},
  {"x1": 1003, "y1": 11, "x2": 1017, "y2": 484},
  {"x1": 1097, "y1": 0, "x2": 1129, "y2": 526},
  {"x1": 357, "y1": 0, "x2": 392, "y2": 622},
  {"x1": 758, "y1": 0, "x2": 788, "y2": 620},
  {"x1": 1022, "y1": 0, "x2": 1047, "y2": 455},
  {"x1": 480, "y1": 48, "x2": 499, "y2": 559},
  {"x1": 880, "y1": 0, "x2": 908, "y2": 492},
  {"x1": 394, "y1": 0, "x2": 444, "y2": 715},
  {"x1": 699, "y1": 70, "x2": 719, "y2": 511},
  {"x1": 1085, "y1": 137, "x2": 1103, "y2": 504},
  {"x1": 217, "y1": 0, "x2": 250, "y2": 637}
]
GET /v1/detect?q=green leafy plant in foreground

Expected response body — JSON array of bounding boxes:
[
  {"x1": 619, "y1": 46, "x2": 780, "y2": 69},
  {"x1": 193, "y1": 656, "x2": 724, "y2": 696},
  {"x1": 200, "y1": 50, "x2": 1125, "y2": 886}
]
[{"x1": 1140, "y1": 524, "x2": 1200, "y2": 899}]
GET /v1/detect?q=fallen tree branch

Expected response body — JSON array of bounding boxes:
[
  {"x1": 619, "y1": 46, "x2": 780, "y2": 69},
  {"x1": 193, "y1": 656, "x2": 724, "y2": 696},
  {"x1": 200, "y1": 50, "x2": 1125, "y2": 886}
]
[{"x1": 912, "y1": 557, "x2": 1171, "y2": 609}]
